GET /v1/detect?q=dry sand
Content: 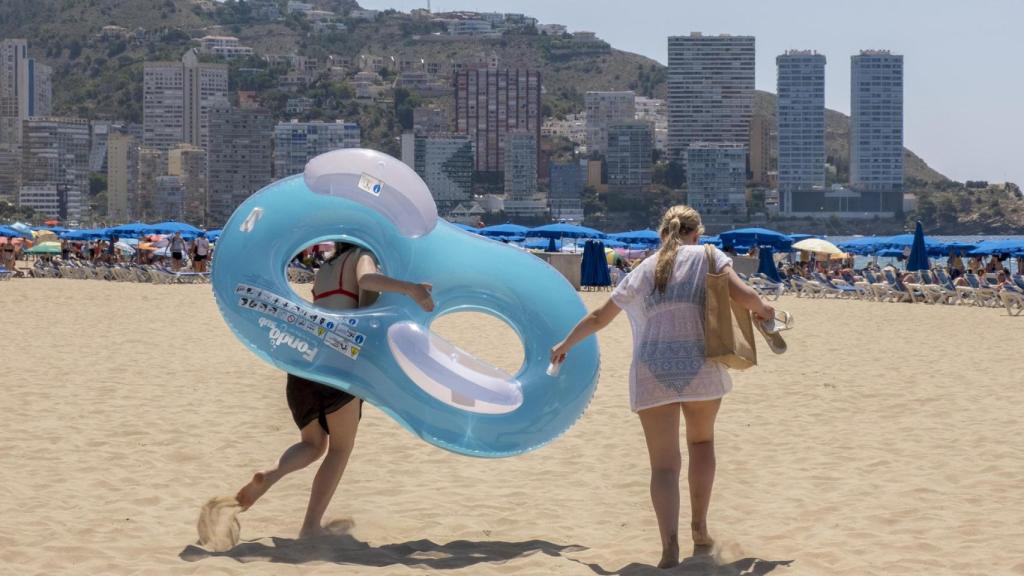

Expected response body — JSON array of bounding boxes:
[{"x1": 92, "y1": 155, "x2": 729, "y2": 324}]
[{"x1": 2, "y1": 279, "x2": 1023, "y2": 575}]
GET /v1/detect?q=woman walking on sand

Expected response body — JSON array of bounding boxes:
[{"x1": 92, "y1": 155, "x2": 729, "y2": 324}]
[{"x1": 551, "y1": 205, "x2": 774, "y2": 568}]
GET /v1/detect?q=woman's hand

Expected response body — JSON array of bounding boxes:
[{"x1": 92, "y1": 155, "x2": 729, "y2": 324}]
[
  {"x1": 406, "y1": 283, "x2": 435, "y2": 312},
  {"x1": 550, "y1": 340, "x2": 571, "y2": 365},
  {"x1": 754, "y1": 301, "x2": 774, "y2": 322}
]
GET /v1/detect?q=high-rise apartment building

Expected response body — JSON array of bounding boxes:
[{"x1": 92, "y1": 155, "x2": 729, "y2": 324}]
[
  {"x1": 400, "y1": 132, "x2": 474, "y2": 215},
  {"x1": 143, "y1": 49, "x2": 228, "y2": 151},
  {"x1": 548, "y1": 160, "x2": 585, "y2": 222},
  {"x1": 776, "y1": 50, "x2": 826, "y2": 212},
  {"x1": 748, "y1": 114, "x2": 771, "y2": 186},
  {"x1": 273, "y1": 120, "x2": 361, "y2": 178},
  {"x1": 168, "y1": 144, "x2": 208, "y2": 224},
  {"x1": 106, "y1": 132, "x2": 139, "y2": 222},
  {"x1": 454, "y1": 68, "x2": 541, "y2": 174},
  {"x1": 667, "y1": 33, "x2": 755, "y2": 160},
  {"x1": 206, "y1": 102, "x2": 273, "y2": 226},
  {"x1": 137, "y1": 147, "x2": 164, "y2": 221},
  {"x1": 154, "y1": 175, "x2": 186, "y2": 221},
  {"x1": 18, "y1": 117, "x2": 90, "y2": 221},
  {"x1": 850, "y1": 50, "x2": 903, "y2": 212},
  {"x1": 503, "y1": 132, "x2": 537, "y2": 199},
  {"x1": 0, "y1": 39, "x2": 52, "y2": 149},
  {"x1": 584, "y1": 91, "x2": 635, "y2": 156},
  {"x1": 606, "y1": 121, "x2": 653, "y2": 196},
  {"x1": 686, "y1": 143, "x2": 748, "y2": 214}
]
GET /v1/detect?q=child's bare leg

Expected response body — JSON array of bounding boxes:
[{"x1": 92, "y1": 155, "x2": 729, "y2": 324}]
[
  {"x1": 237, "y1": 422, "x2": 327, "y2": 510},
  {"x1": 299, "y1": 400, "x2": 360, "y2": 538}
]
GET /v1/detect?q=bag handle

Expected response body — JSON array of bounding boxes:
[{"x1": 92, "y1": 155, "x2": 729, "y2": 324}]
[{"x1": 704, "y1": 244, "x2": 718, "y2": 274}]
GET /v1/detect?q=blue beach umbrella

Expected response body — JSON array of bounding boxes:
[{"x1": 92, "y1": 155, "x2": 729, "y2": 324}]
[
  {"x1": 143, "y1": 221, "x2": 203, "y2": 237},
  {"x1": 906, "y1": 221, "x2": 930, "y2": 271},
  {"x1": 529, "y1": 223, "x2": 606, "y2": 240},
  {"x1": 106, "y1": 222, "x2": 151, "y2": 238},
  {"x1": 479, "y1": 223, "x2": 530, "y2": 237},
  {"x1": 580, "y1": 240, "x2": 611, "y2": 288},
  {"x1": 757, "y1": 246, "x2": 782, "y2": 283},
  {"x1": 610, "y1": 229, "x2": 660, "y2": 245},
  {"x1": 719, "y1": 227, "x2": 792, "y2": 251}
]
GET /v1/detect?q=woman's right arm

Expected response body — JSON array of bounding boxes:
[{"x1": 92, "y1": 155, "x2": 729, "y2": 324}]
[{"x1": 724, "y1": 265, "x2": 773, "y2": 320}]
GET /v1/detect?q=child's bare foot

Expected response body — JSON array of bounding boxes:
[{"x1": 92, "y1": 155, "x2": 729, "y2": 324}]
[
  {"x1": 236, "y1": 472, "x2": 270, "y2": 510},
  {"x1": 691, "y1": 522, "x2": 714, "y2": 548},
  {"x1": 657, "y1": 534, "x2": 679, "y2": 569}
]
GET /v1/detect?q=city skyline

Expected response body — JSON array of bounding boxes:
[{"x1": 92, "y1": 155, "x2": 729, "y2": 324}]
[{"x1": 360, "y1": 0, "x2": 1024, "y2": 187}]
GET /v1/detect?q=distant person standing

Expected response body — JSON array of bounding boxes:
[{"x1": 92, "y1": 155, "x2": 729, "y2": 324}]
[
  {"x1": 168, "y1": 232, "x2": 187, "y2": 271},
  {"x1": 192, "y1": 233, "x2": 211, "y2": 273},
  {"x1": 60, "y1": 239, "x2": 70, "y2": 260}
]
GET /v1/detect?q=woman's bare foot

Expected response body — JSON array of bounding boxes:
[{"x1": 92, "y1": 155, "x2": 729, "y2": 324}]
[
  {"x1": 236, "y1": 472, "x2": 271, "y2": 510},
  {"x1": 657, "y1": 533, "x2": 680, "y2": 569},
  {"x1": 691, "y1": 522, "x2": 714, "y2": 548},
  {"x1": 298, "y1": 524, "x2": 327, "y2": 539}
]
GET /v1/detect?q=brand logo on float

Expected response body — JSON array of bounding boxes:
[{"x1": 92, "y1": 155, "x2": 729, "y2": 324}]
[{"x1": 258, "y1": 317, "x2": 318, "y2": 361}]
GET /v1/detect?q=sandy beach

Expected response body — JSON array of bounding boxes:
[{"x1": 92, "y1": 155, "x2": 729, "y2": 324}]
[{"x1": 2, "y1": 280, "x2": 1023, "y2": 575}]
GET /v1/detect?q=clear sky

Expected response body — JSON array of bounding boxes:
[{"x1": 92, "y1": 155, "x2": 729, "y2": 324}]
[{"x1": 358, "y1": 0, "x2": 1024, "y2": 185}]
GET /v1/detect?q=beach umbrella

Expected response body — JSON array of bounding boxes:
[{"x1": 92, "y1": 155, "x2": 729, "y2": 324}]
[
  {"x1": 610, "y1": 229, "x2": 660, "y2": 245},
  {"x1": 699, "y1": 235, "x2": 721, "y2": 247},
  {"x1": 106, "y1": 222, "x2": 151, "y2": 238},
  {"x1": 719, "y1": 227, "x2": 792, "y2": 251},
  {"x1": 905, "y1": 221, "x2": 930, "y2": 271},
  {"x1": 792, "y1": 238, "x2": 843, "y2": 255},
  {"x1": 0, "y1": 225, "x2": 30, "y2": 238},
  {"x1": 580, "y1": 240, "x2": 611, "y2": 288},
  {"x1": 837, "y1": 236, "x2": 880, "y2": 255},
  {"x1": 756, "y1": 246, "x2": 782, "y2": 283},
  {"x1": 937, "y1": 241, "x2": 977, "y2": 255},
  {"x1": 205, "y1": 229, "x2": 222, "y2": 242},
  {"x1": 546, "y1": 237, "x2": 558, "y2": 252},
  {"x1": 114, "y1": 241, "x2": 136, "y2": 254},
  {"x1": 528, "y1": 223, "x2": 606, "y2": 240},
  {"x1": 524, "y1": 238, "x2": 561, "y2": 251},
  {"x1": 143, "y1": 221, "x2": 202, "y2": 238},
  {"x1": 25, "y1": 241, "x2": 60, "y2": 255},
  {"x1": 479, "y1": 223, "x2": 530, "y2": 237}
]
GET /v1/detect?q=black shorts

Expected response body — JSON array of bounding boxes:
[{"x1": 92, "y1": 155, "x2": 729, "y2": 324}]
[
  {"x1": 172, "y1": 251, "x2": 183, "y2": 260},
  {"x1": 194, "y1": 254, "x2": 206, "y2": 262},
  {"x1": 286, "y1": 374, "x2": 362, "y2": 433}
]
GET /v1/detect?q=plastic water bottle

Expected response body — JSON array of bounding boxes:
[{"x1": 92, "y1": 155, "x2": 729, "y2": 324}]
[{"x1": 546, "y1": 360, "x2": 562, "y2": 377}]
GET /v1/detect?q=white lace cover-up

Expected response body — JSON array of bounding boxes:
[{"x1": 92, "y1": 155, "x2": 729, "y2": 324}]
[{"x1": 611, "y1": 245, "x2": 735, "y2": 412}]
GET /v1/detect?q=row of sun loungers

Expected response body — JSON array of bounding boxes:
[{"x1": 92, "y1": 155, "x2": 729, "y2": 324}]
[
  {"x1": 25, "y1": 258, "x2": 210, "y2": 284},
  {"x1": 743, "y1": 269, "x2": 1024, "y2": 316}
]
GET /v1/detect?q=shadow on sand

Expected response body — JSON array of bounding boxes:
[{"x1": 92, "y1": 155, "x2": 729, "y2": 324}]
[
  {"x1": 576, "y1": 547, "x2": 794, "y2": 576},
  {"x1": 180, "y1": 530, "x2": 586, "y2": 570}
]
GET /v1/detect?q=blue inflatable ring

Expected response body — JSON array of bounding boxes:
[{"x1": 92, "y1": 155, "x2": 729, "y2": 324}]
[{"x1": 211, "y1": 149, "x2": 600, "y2": 457}]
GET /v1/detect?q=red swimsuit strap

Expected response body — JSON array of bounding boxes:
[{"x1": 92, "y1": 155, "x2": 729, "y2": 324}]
[{"x1": 313, "y1": 251, "x2": 359, "y2": 303}]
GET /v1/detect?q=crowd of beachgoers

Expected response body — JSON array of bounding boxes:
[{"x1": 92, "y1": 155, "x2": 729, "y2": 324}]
[{"x1": 2, "y1": 221, "x2": 1023, "y2": 317}]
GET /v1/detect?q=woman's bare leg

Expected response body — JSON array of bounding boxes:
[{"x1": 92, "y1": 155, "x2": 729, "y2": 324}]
[
  {"x1": 236, "y1": 422, "x2": 327, "y2": 510},
  {"x1": 681, "y1": 399, "x2": 721, "y2": 547},
  {"x1": 638, "y1": 402, "x2": 682, "y2": 568},
  {"x1": 299, "y1": 400, "x2": 361, "y2": 538}
]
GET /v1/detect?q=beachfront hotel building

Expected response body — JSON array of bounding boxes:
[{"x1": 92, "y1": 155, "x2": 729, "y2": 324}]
[
  {"x1": 605, "y1": 121, "x2": 653, "y2": 197},
  {"x1": 453, "y1": 68, "x2": 541, "y2": 176},
  {"x1": 667, "y1": 33, "x2": 755, "y2": 163},
  {"x1": 400, "y1": 132, "x2": 475, "y2": 216},
  {"x1": 777, "y1": 50, "x2": 826, "y2": 213},
  {"x1": 0, "y1": 39, "x2": 52, "y2": 150},
  {"x1": 18, "y1": 117, "x2": 90, "y2": 222},
  {"x1": 686, "y1": 142, "x2": 748, "y2": 214},
  {"x1": 143, "y1": 49, "x2": 228, "y2": 152},
  {"x1": 584, "y1": 91, "x2": 635, "y2": 156},
  {"x1": 273, "y1": 120, "x2": 361, "y2": 178},
  {"x1": 850, "y1": 50, "x2": 903, "y2": 213},
  {"x1": 106, "y1": 132, "x2": 139, "y2": 222},
  {"x1": 205, "y1": 102, "x2": 273, "y2": 226}
]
